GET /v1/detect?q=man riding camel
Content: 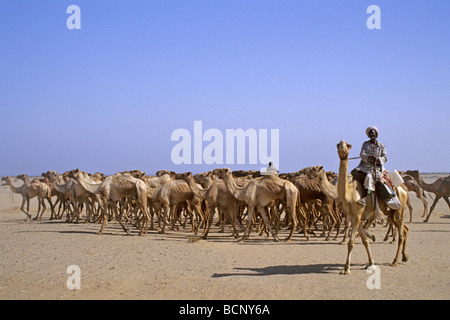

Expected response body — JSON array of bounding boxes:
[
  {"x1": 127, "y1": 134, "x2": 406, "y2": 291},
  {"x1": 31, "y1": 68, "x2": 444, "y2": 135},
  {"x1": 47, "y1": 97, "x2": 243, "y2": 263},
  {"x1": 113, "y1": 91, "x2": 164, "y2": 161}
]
[{"x1": 352, "y1": 126, "x2": 387, "y2": 205}]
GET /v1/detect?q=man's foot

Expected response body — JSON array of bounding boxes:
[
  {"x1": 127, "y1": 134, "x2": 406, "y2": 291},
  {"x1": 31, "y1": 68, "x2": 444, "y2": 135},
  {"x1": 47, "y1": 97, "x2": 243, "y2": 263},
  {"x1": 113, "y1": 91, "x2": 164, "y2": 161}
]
[{"x1": 358, "y1": 197, "x2": 366, "y2": 206}]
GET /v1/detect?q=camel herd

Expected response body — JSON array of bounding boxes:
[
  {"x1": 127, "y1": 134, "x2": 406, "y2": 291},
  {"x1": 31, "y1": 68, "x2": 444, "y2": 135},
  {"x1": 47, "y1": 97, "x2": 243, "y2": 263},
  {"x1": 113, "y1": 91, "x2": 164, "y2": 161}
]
[{"x1": 1, "y1": 142, "x2": 449, "y2": 274}]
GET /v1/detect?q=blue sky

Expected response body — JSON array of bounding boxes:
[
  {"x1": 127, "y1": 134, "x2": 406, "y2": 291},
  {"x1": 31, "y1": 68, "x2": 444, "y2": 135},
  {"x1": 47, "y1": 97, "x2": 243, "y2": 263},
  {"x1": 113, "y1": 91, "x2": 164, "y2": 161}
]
[{"x1": 0, "y1": 0, "x2": 449, "y2": 176}]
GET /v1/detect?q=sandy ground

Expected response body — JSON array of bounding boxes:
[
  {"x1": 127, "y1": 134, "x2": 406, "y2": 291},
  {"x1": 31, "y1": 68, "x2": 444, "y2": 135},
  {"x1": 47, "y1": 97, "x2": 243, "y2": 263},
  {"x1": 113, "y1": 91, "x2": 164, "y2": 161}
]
[{"x1": 0, "y1": 174, "x2": 449, "y2": 300}]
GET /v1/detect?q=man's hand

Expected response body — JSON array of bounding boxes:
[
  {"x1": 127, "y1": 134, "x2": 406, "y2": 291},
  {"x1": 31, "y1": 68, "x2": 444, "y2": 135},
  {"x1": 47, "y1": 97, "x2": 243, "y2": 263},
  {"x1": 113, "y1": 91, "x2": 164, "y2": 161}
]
[{"x1": 368, "y1": 155, "x2": 377, "y2": 163}]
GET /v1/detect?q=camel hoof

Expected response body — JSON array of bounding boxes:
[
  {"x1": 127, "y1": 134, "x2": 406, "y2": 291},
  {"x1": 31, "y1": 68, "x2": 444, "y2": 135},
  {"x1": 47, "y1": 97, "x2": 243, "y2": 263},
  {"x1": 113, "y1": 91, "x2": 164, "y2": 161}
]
[
  {"x1": 389, "y1": 261, "x2": 399, "y2": 267},
  {"x1": 96, "y1": 231, "x2": 103, "y2": 235},
  {"x1": 284, "y1": 238, "x2": 291, "y2": 243},
  {"x1": 158, "y1": 230, "x2": 165, "y2": 234},
  {"x1": 340, "y1": 269, "x2": 351, "y2": 275},
  {"x1": 402, "y1": 254, "x2": 409, "y2": 262}
]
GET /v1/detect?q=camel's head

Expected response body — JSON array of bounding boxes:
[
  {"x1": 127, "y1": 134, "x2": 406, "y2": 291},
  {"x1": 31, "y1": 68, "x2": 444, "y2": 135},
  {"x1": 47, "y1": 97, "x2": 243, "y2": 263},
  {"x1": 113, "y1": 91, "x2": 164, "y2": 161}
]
[
  {"x1": 405, "y1": 170, "x2": 419, "y2": 178},
  {"x1": 176, "y1": 172, "x2": 192, "y2": 180},
  {"x1": 66, "y1": 169, "x2": 81, "y2": 179},
  {"x1": 16, "y1": 174, "x2": 28, "y2": 181},
  {"x1": 156, "y1": 170, "x2": 170, "y2": 177},
  {"x1": 194, "y1": 172, "x2": 212, "y2": 184},
  {"x1": 156, "y1": 170, "x2": 177, "y2": 180},
  {"x1": 336, "y1": 140, "x2": 352, "y2": 160},
  {"x1": 212, "y1": 168, "x2": 231, "y2": 178},
  {"x1": 1, "y1": 176, "x2": 14, "y2": 186},
  {"x1": 42, "y1": 171, "x2": 58, "y2": 181}
]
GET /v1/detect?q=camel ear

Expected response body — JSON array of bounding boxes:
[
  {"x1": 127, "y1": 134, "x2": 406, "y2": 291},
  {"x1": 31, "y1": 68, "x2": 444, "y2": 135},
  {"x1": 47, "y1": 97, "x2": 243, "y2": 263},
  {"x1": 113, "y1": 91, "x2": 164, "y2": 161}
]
[{"x1": 347, "y1": 143, "x2": 352, "y2": 150}]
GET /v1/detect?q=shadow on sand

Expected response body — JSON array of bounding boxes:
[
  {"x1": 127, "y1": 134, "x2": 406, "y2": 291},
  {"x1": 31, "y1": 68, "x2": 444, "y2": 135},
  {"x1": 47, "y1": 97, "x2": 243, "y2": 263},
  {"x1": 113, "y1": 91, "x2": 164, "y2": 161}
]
[{"x1": 211, "y1": 263, "x2": 348, "y2": 278}]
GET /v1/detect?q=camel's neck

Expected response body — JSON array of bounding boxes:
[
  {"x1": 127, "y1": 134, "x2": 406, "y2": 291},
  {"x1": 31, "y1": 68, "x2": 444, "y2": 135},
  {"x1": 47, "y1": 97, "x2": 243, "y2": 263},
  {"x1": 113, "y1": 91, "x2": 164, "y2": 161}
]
[
  {"x1": 414, "y1": 174, "x2": 433, "y2": 191},
  {"x1": 317, "y1": 171, "x2": 338, "y2": 200},
  {"x1": 7, "y1": 181, "x2": 24, "y2": 194},
  {"x1": 222, "y1": 172, "x2": 245, "y2": 201},
  {"x1": 338, "y1": 158, "x2": 351, "y2": 203},
  {"x1": 184, "y1": 177, "x2": 208, "y2": 200}
]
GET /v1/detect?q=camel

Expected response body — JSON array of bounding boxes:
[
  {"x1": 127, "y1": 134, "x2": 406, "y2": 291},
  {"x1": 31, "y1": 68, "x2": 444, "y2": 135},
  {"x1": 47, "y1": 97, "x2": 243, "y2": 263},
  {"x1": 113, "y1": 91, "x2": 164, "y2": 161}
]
[
  {"x1": 51, "y1": 172, "x2": 97, "y2": 223},
  {"x1": 1, "y1": 175, "x2": 53, "y2": 221},
  {"x1": 293, "y1": 167, "x2": 345, "y2": 241},
  {"x1": 335, "y1": 140, "x2": 409, "y2": 274},
  {"x1": 41, "y1": 171, "x2": 73, "y2": 219},
  {"x1": 73, "y1": 170, "x2": 151, "y2": 235},
  {"x1": 212, "y1": 168, "x2": 301, "y2": 242},
  {"x1": 177, "y1": 172, "x2": 242, "y2": 239},
  {"x1": 406, "y1": 170, "x2": 450, "y2": 222},
  {"x1": 152, "y1": 177, "x2": 205, "y2": 235},
  {"x1": 400, "y1": 174, "x2": 428, "y2": 222},
  {"x1": 287, "y1": 166, "x2": 338, "y2": 240}
]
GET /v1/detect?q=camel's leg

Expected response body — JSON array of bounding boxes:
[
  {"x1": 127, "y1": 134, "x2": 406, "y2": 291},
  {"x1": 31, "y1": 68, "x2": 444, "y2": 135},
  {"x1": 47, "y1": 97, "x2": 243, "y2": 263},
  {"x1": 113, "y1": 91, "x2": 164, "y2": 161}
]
[
  {"x1": 23, "y1": 196, "x2": 32, "y2": 221},
  {"x1": 420, "y1": 196, "x2": 428, "y2": 218},
  {"x1": 139, "y1": 205, "x2": 151, "y2": 236},
  {"x1": 221, "y1": 204, "x2": 240, "y2": 238},
  {"x1": 20, "y1": 197, "x2": 31, "y2": 221},
  {"x1": 390, "y1": 210, "x2": 408, "y2": 266},
  {"x1": 284, "y1": 205, "x2": 298, "y2": 242},
  {"x1": 340, "y1": 214, "x2": 362, "y2": 275},
  {"x1": 406, "y1": 197, "x2": 413, "y2": 223},
  {"x1": 97, "y1": 200, "x2": 109, "y2": 235},
  {"x1": 34, "y1": 200, "x2": 42, "y2": 220},
  {"x1": 158, "y1": 204, "x2": 170, "y2": 234},
  {"x1": 298, "y1": 207, "x2": 309, "y2": 241},
  {"x1": 240, "y1": 206, "x2": 255, "y2": 242},
  {"x1": 424, "y1": 196, "x2": 441, "y2": 222},
  {"x1": 193, "y1": 204, "x2": 205, "y2": 234},
  {"x1": 37, "y1": 199, "x2": 47, "y2": 220},
  {"x1": 201, "y1": 205, "x2": 216, "y2": 239},
  {"x1": 48, "y1": 196, "x2": 55, "y2": 220},
  {"x1": 110, "y1": 202, "x2": 130, "y2": 235},
  {"x1": 401, "y1": 224, "x2": 409, "y2": 262},
  {"x1": 258, "y1": 206, "x2": 279, "y2": 242},
  {"x1": 324, "y1": 205, "x2": 336, "y2": 241},
  {"x1": 358, "y1": 223, "x2": 375, "y2": 268}
]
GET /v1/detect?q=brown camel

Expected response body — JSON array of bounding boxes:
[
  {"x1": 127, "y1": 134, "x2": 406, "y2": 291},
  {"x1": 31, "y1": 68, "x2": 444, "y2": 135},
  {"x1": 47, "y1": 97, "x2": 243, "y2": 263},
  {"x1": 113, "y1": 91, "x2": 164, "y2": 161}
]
[
  {"x1": 336, "y1": 140, "x2": 409, "y2": 274},
  {"x1": 177, "y1": 172, "x2": 242, "y2": 239},
  {"x1": 405, "y1": 170, "x2": 450, "y2": 222},
  {"x1": 287, "y1": 166, "x2": 338, "y2": 241},
  {"x1": 212, "y1": 168, "x2": 301, "y2": 242},
  {"x1": 2, "y1": 175, "x2": 53, "y2": 221},
  {"x1": 73, "y1": 170, "x2": 151, "y2": 235}
]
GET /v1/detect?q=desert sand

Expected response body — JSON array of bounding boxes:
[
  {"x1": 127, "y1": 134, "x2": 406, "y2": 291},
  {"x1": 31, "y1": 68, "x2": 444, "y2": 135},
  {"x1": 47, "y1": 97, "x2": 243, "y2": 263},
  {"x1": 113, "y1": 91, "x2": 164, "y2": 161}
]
[{"x1": 0, "y1": 174, "x2": 449, "y2": 300}]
